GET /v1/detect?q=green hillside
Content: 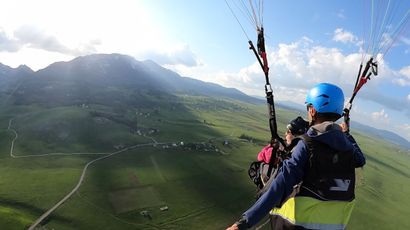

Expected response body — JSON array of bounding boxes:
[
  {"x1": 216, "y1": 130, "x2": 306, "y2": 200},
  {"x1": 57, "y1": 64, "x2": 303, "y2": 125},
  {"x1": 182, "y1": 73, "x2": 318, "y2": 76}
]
[{"x1": 0, "y1": 95, "x2": 409, "y2": 229}]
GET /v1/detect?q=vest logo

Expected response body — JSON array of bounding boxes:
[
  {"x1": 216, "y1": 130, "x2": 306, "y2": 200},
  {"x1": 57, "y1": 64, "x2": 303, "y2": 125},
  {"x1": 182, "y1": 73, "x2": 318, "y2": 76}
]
[{"x1": 329, "y1": 179, "x2": 350, "y2": 191}]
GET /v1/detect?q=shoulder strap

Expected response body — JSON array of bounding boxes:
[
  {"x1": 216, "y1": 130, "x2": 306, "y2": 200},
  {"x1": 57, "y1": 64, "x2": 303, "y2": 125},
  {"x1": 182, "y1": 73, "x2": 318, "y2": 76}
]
[
  {"x1": 298, "y1": 134, "x2": 312, "y2": 145},
  {"x1": 294, "y1": 134, "x2": 315, "y2": 169},
  {"x1": 298, "y1": 134, "x2": 313, "y2": 153},
  {"x1": 266, "y1": 145, "x2": 279, "y2": 177}
]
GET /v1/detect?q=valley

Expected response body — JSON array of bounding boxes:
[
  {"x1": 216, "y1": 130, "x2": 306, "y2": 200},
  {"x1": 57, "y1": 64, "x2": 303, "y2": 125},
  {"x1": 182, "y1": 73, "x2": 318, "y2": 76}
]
[{"x1": 0, "y1": 54, "x2": 409, "y2": 229}]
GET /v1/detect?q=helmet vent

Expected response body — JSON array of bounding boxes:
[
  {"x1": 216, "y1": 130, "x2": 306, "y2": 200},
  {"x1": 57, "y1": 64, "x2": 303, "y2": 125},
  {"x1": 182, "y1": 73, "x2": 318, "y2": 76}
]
[{"x1": 305, "y1": 83, "x2": 344, "y2": 116}]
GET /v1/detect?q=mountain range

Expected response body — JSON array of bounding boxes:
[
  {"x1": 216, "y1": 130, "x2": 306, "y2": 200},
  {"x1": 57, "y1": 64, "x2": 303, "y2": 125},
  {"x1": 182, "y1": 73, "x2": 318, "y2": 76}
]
[
  {"x1": 4, "y1": 54, "x2": 259, "y2": 105},
  {"x1": 0, "y1": 53, "x2": 409, "y2": 150}
]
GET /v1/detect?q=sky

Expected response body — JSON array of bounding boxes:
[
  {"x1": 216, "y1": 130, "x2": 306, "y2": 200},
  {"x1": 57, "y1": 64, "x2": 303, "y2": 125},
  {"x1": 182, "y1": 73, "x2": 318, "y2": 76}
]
[{"x1": 0, "y1": 0, "x2": 410, "y2": 141}]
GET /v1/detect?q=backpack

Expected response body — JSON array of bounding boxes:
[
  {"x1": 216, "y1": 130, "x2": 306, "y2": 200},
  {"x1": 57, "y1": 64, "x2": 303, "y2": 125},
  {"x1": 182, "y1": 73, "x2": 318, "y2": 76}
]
[
  {"x1": 247, "y1": 137, "x2": 303, "y2": 199},
  {"x1": 248, "y1": 148, "x2": 288, "y2": 198}
]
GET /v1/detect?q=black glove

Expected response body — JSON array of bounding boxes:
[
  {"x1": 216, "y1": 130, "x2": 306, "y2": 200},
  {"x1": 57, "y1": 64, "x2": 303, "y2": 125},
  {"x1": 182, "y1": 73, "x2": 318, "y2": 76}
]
[{"x1": 235, "y1": 216, "x2": 249, "y2": 230}]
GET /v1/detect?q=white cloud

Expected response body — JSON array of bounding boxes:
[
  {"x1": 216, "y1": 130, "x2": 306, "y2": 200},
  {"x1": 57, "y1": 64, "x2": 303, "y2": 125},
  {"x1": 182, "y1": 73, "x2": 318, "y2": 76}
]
[
  {"x1": 371, "y1": 109, "x2": 390, "y2": 124},
  {"x1": 187, "y1": 37, "x2": 360, "y2": 99},
  {"x1": 188, "y1": 36, "x2": 409, "y2": 119},
  {"x1": 193, "y1": 62, "x2": 266, "y2": 97},
  {"x1": 11, "y1": 25, "x2": 99, "y2": 56},
  {"x1": 269, "y1": 38, "x2": 362, "y2": 89},
  {"x1": 378, "y1": 33, "x2": 393, "y2": 52},
  {"x1": 351, "y1": 105, "x2": 369, "y2": 120},
  {"x1": 400, "y1": 36, "x2": 410, "y2": 45},
  {"x1": 408, "y1": 94, "x2": 410, "y2": 101},
  {"x1": 333, "y1": 28, "x2": 357, "y2": 44},
  {"x1": 0, "y1": 0, "x2": 171, "y2": 70},
  {"x1": 301, "y1": 36, "x2": 314, "y2": 44},
  {"x1": 349, "y1": 105, "x2": 410, "y2": 142},
  {"x1": 0, "y1": 29, "x2": 20, "y2": 52},
  {"x1": 396, "y1": 123, "x2": 410, "y2": 142},
  {"x1": 0, "y1": 47, "x2": 74, "y2": 71},
  {"x1": 337, "y1": 9, "x2": 346, "y2": 19},
  {"x1": 394, "y1": 78, "x2": 410, "y2": 87},
  {"x1": 350, "y1": 105, "x2": 379, "y2": 126},
  {"x1": 393, "y1": 66, "x2": 410, "y2": 86},
  {"x1": 269, "y1": 41, "x2": 408, "y2": 115},
  {"x1": 399, "y1": 66, "x2": 410, "y2": 77},
  {"x1": 143, "y1": 44, "x2": 202, "y2": 67}
]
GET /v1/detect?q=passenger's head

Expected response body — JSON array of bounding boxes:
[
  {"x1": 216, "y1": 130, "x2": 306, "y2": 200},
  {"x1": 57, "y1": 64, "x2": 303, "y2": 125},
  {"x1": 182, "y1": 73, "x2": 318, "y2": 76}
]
[
  {"x1": 305, "y1": 83, "x2": 344, "y2": 124},
  {"x1": 285, "y1": 116, "x2": 308, "y2": 145}
]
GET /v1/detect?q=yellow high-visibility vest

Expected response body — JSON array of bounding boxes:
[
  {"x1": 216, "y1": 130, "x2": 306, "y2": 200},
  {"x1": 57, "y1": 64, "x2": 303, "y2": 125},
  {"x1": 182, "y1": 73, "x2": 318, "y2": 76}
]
[{"x1": 270, "y1": 196, "x2": 355, "y2": 229}]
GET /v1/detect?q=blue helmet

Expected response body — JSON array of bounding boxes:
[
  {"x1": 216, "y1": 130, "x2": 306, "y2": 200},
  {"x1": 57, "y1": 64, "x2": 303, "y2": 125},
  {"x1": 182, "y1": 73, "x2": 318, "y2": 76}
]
[{"x1": 305, "y1": 83, "x2": 344, "y2": 116}]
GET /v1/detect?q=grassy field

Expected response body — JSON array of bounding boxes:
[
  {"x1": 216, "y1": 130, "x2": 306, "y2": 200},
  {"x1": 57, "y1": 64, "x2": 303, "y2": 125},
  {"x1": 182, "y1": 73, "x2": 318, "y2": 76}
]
[
  {"x1": 0, "y1": 96, "x2": 409, "y2": 229},
  {"x1": 349, "y1": 131, "x2": 410, "y2": 229}
]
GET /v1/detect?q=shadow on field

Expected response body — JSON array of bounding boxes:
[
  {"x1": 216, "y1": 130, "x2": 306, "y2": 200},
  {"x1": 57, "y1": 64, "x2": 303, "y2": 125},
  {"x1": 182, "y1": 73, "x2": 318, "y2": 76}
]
[
  {"x1": 76, "y1": 96, "x2": 258, "y2": 229},
  {"x1": 2, "y1": 75, "x2": 260, "y2": 229},
  {"x1": 366, "y1": 154, "x2": 410, "y2": 178},
  {"x1": 0, "y1": 197, "x2": 72, "y2": 224}
]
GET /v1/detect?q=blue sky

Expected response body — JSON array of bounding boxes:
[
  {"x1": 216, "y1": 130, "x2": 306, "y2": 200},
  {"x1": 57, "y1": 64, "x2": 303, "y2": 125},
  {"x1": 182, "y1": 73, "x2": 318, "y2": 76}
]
[{"x1": 0, "y1": 0, "x2": 409, "y2": 141}]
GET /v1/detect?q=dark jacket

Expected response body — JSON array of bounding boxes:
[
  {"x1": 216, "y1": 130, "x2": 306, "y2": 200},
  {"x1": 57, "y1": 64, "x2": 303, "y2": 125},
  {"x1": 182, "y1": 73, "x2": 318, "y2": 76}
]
[{"x1": 239, "y1": 122, "x2": 366, "y2": 228}]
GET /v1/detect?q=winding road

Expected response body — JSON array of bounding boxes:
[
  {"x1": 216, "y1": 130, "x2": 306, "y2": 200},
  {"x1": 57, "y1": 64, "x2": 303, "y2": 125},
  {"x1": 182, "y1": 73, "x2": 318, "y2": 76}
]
[
  {"x1": 6, "y1": 119, "x2": 171, "y2": 230},
  {"x1": 27, "y1": 142, "x2": 162, "y2": 230},
  {"x1": 8, "y1": 119, "x2": 109, "y2": 158}
]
